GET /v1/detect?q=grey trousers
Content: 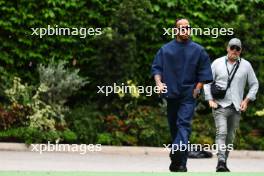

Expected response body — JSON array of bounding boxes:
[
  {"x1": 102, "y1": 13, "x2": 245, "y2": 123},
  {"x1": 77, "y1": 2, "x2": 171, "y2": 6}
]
[{"x1": 213, "y1": 105, "x2": 241, "y2": 162}]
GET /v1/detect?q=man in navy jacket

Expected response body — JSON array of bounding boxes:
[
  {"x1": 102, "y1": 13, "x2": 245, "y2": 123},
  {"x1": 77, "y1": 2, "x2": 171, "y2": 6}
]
[{"x1": 151, "y1": 19, "x2": 213, "y2": 172}]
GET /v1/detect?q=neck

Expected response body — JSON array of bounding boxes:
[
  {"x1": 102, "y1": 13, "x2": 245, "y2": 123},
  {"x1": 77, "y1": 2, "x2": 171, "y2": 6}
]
[{"x1": 228, "y1": 58, "x2": 238, "y2": 64}]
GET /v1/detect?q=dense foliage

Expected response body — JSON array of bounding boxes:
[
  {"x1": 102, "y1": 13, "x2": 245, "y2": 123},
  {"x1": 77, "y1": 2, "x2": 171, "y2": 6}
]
[{"x1": 0, "y1": 0, "x2": 263, "y2": 149}]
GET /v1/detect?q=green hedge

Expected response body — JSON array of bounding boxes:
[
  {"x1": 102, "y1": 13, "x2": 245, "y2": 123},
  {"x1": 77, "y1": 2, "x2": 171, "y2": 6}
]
[{"x1": 0, "y1": 0, "x2": 264, "y2": 148}]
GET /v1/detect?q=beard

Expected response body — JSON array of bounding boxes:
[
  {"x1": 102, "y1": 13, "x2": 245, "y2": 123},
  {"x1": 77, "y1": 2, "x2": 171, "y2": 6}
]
[
  {"x1": 228, "y1": 53, "x2": 239, "y2": 60},
  {"x1": 228, "y1": 54, "x2": 240, "y2": 62},
  {"x1": 179, "y1": 35, "x2": 189, "y2": 41}
]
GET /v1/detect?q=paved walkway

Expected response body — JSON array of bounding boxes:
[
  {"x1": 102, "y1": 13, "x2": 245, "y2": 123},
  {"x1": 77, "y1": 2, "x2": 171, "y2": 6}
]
[{"x1": 0, "y1": 149, "x2": 264, "y2": 172}]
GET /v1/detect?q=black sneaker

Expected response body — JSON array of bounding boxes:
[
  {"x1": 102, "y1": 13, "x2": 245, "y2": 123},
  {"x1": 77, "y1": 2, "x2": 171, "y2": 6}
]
[
  {"x1": 224, "y1": 162, "x2": 230, "y2": 172},
  {"x1": 169, "y1": 150, "x2": 182, "y2": 166},
  {"x1": 169, "y1": 164, "x2": 187, "y2": 172},
  {"x1": 216, "y1": 160, "x2": 229, "y2": 172},
  {"x1": 177, "y1": 165, "x2": 187, "y2": 172},
  {"x1": 169, "y1": 162, "x2": 178, "y2": 172},
  {"x1": 169, "y1": 151, "x2": 187, "y2": 172}
]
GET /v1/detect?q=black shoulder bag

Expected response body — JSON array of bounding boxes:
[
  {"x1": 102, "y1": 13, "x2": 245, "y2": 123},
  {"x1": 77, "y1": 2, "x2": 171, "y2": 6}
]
[{"x1": 211, "y1": 59, "x2": 240, "y2": 99}]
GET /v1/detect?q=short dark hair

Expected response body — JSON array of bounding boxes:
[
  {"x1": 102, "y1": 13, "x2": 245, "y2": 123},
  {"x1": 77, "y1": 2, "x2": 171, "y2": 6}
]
[{"x1": 175, "y1": 18, "x2": 189, "y2": 26}]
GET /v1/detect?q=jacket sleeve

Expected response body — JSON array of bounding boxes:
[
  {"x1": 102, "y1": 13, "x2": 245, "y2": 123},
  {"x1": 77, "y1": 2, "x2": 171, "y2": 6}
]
[
  {"x1": 197, "y1": 49, "x2": 213, "y2": 83},
  {"x1": 151, "y1": 48, "x2": 163, "y2": 77}
]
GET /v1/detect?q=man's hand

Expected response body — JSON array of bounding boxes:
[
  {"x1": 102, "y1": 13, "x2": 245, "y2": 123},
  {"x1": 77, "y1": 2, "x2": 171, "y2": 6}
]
[
  {"x1": 240, "y1": 99, "x2": 249, "y2": 112},
  {"x1": 209, "y1": 100, "x2": 218, "y2": 109},
  {"x1": 192, "y1": 82, "x2": 203, "y2": 99},
  {"x1": 154, "y1": 74, "x2": 167, "y2": 94},
  {"x1": 192, "y1": 88, "x2": 200, "y2": 99},
  {"x1": 156, "y1": 81, "x2": 167, "y2": 94}
]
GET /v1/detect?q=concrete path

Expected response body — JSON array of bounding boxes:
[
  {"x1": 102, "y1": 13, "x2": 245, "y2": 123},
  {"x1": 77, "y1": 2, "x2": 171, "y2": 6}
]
[{"x1": 0, "y1": 148, "x2": 264, "y2": 172}]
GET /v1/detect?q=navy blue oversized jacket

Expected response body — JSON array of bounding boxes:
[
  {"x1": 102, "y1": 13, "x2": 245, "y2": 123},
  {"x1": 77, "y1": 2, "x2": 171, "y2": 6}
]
[{"x1": 151, "y1": 39, "x2": 213, "y2": 98}]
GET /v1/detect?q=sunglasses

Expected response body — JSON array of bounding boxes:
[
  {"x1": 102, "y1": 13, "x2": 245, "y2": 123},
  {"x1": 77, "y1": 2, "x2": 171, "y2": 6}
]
[{"x1": 230, "y1": 45, "x2": 241, "y2": 52}]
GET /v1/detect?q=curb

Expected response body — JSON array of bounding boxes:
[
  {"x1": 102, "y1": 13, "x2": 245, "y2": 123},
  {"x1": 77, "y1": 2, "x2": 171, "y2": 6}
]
[{"x1": 0, "y1": 143, "x2": 264, "y2": 159}]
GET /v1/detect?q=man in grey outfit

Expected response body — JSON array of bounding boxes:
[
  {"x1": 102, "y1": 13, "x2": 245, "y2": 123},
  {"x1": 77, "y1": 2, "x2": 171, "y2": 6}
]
[{"x1": 204, "y1": 38, "x2": 259, "y2": 172}]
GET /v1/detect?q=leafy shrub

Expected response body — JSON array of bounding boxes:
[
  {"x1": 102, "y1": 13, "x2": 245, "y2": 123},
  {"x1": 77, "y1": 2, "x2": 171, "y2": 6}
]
[
  {"x1": 62, "y1": 129, "x2": 78, "y2": 143},
  {"x1": 0, "y1": 66, "x2": 14, "y2": 104},
  {"x1": 66, "y1": 103, "x2": 103, "y2": 144},
  {"x1": 0, "y1": 127, "x2": 77, "y2": 144},
  {"x1": 4, "y1": 76, "x2": 58, "y2": 130},
  {"x1": 0, "y1": 103, "x2": 32, "y2": 130},
  {"x1": 0, "y1": 0, "x2": 263, "y2": 149},
  {"x1": 98, "y1": 105, "x2": 170, "y2": 146},
  {"x1": 38, "y1": 59, "x2": 88, "y2": 106},
  {"x1": 28, "y1": 83, "x2": 65, "y2": 131},
  {"x1": 4, "y1": 59, "x2": 88, "y2": 131},
  {"x1": 4, "y1": 77, "x2": 33, "y2": 106}
]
